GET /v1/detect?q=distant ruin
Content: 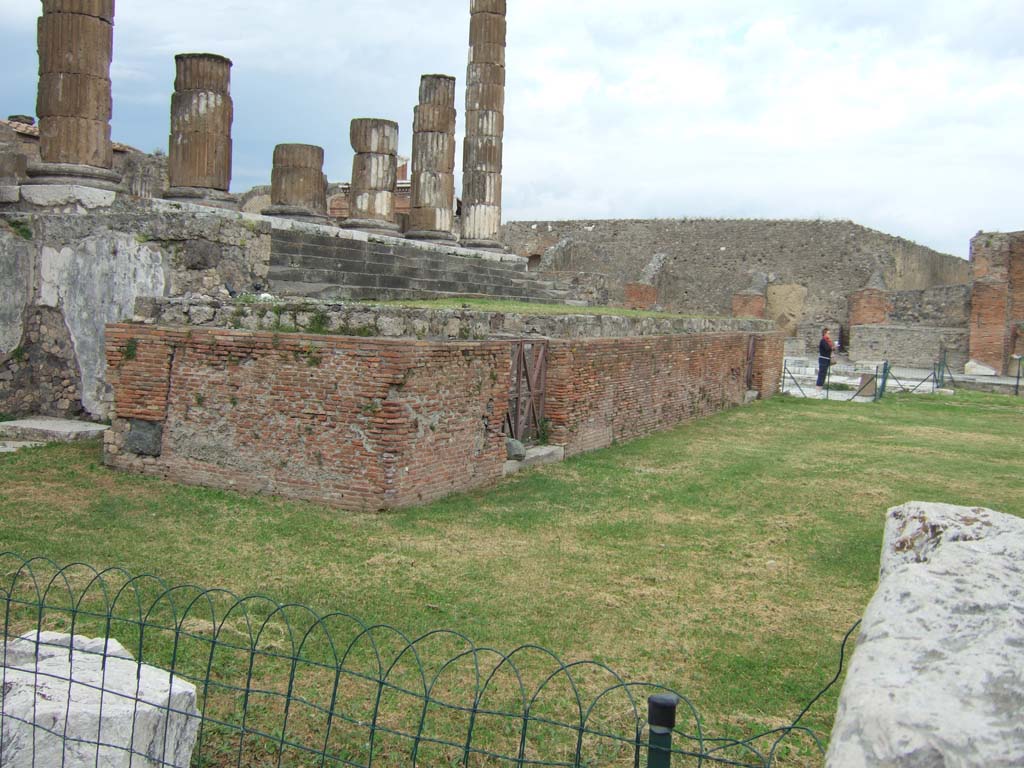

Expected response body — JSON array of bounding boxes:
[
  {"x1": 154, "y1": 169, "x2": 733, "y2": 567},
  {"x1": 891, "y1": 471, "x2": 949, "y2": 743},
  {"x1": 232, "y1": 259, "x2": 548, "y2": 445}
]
[{"x1": 1, "y1": 1, "x2": 1021, "y2": 509}]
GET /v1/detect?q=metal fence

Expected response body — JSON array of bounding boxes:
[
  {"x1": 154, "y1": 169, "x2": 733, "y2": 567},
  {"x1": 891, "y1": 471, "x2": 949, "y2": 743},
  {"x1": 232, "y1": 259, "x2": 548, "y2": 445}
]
[{"x1": 0, "y1": 553, "x2": 858, "y2": 767}]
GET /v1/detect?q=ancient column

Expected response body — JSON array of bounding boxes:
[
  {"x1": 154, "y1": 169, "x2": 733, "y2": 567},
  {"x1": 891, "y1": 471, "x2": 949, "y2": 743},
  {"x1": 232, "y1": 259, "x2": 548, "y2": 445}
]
[
  {"x1": 341, "y1": 118, "x2": 400, "y2": 235},
  {"x1": 26, "y1": 0, "x2": 121, "y2": 189},
  {"x1": 460, "y1": 0, "x2": 506, "y2": 250},
  {"x1": 406, "y1": 75, "x2": 457, "y2": 242},
  {"x1": 165, "y1": 53, "x2": 238, "y2": 208},
  {"x1": 262, "y1": 144, "x2": 327, "y2": 223}
]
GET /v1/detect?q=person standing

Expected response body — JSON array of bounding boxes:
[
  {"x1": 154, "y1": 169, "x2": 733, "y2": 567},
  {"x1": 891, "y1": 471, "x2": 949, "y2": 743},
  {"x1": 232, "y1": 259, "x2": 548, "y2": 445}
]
[{"x1": 817, "y1": 327, "x2": 836, "y2": 388}]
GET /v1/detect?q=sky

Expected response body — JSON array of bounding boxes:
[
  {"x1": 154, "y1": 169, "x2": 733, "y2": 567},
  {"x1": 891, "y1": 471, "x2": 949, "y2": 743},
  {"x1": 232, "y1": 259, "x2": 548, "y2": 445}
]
[{"x1": 1, "y1": 1, "x2": 1022, "y2": 258}]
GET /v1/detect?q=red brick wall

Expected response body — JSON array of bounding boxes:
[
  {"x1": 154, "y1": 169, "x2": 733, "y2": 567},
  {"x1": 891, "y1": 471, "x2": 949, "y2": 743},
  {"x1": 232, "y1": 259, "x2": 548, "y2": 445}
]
[
  {"x1": 969, "y1": 280, "x2": 1010, "y2": 373},
  {"x1": 751, "y1": 333, "x2": 785, "y2": 397},
  {"x1": 848, "y1": 288, "x2": 891, "y2": 326},
  {"x1": 731, "y1": 293, "x2": 767, "y2": 319},
  {"x1": 105, "y1": 325, "x2": 509, "y2": 510},
  {"x1": 624, "y1": 283, "x2": 658, "y2": 310},
  {"x1": 545, "y1": 332, "x2": 783, "y2": 456}
]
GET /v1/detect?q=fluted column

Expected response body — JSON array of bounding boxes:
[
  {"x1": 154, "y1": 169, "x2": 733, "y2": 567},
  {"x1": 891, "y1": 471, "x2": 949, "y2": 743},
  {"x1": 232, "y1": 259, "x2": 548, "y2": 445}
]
[
  {"x1": 26, "y1": 0, "x2": 121, "y2": 189},
  {"x1": 165, "y1": 53, "x2": 238, "y2": 209},
  {"x1": 262, "y1": 144, "x2": 327, "y2": 223},
  {"x1": 406, "y1": 75, "x2": 457, "y2": 242},
  {"x1": 341, "y1": 118, "x2": 400, "y2": 235},
  {"x1": 460, "y1": 0, "x2": 506, "y2": 250}
]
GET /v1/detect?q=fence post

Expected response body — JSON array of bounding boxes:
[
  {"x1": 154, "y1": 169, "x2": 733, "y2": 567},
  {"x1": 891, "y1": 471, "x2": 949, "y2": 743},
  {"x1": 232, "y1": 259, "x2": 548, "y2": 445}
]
[{"x1": 647, "y1": 693, "x2": 678, "y2": 768}]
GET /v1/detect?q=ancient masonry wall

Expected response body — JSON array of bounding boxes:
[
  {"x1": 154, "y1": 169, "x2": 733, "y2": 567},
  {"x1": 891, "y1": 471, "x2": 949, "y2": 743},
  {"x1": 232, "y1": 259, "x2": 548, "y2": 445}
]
[
  {"x1": 847, "y1": 284, "x2": 971, "y2": 368},
  {"x1": 968, "y1": 231, "x2": 1024, "y2": 373},
  {"x1": 103, "y1": 325, "x2": 510, "y2": 511},
  {"x1": 546, "y1": 332, "x2": 784, "y2": 458},
  {"x1": 103, "y1": 324, "x2": 784, "y2": 509},
  {"x1": 501, "y1": 219, "x2": 970, "y2": 328}
]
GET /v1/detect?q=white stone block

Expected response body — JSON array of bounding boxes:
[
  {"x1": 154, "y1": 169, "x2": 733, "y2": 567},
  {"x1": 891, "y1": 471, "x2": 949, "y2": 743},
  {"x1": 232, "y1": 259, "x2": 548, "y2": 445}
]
[
  {"x1": 964, "y1": 360, "x2": 998, "y2": 376},
  {"x1": 20, "y1": 185, "x2": 116, "y2": 210},
  {"x1": 826, "y1": 501, "x2": 1024, "y2": 767},
  {"x1": 1, "y1": 631, "x2": 200, "y2": 768}
]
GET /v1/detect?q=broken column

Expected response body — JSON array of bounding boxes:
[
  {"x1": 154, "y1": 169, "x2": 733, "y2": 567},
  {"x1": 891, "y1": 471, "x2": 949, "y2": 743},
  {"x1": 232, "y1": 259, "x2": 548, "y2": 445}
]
[
  {"x1": 341, "y1": 118, "x2": 400, "y2": 235},
  {"x1": 261, "y1": 144, "x2": 327, "y2": 223},
  {"x1": 460, "y1": 0, "x2": 506, "y2": 250},
  {"x1": 26, "y1": 0, "x2": 121, "y2": 189},
  {"x1": 165, "y1": 53, "x2": 238, "y2": 209},
  {"x1": 407, "y1": 75, "x2": 457, "y2": 242}
]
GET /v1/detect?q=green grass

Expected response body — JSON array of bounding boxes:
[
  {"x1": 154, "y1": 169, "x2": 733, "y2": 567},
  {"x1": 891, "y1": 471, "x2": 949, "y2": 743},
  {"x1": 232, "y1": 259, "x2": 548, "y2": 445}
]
[{"x1": 1, "y1": 390, "x2": 1021, "y2": 766}]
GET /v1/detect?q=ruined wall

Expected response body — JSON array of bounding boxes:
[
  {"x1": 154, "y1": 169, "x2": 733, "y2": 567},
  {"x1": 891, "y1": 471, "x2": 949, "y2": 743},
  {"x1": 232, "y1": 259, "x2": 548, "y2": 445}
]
[
  {"x1": 546, "y1": 332, "x2": 783, "y2": 457},
  {"x1": 104, "y1": 325, "x2": 509, "y2": 511},
  {"x1": 968, "y1": 231, "x2": 1024, "y2": 374},
  {"x1": 137, "y1": 296, "x2": 773, "y2": 339},
  {"x1": 501, "y1": 219, "x2": 970, "y2": 330},
  {"x1": 0, "y1": 193, "x2": 271, "y2": 418},
  {"x1": 848, "y1": 326, "x2": 969, "y2": 370},
  {"x1": 0, "y1": 307, "x2": 83, "y2": 418}
]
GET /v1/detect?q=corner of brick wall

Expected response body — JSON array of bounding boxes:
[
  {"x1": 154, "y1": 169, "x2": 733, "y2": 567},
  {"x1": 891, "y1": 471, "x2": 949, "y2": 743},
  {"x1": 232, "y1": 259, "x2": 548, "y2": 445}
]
[
  {"x1": 969, "y1": 280, "x2": 1010, "y2": 373},
  {"x1": 751, "y1": 332, "x2": 785, "y2": 398},
  {"x1": 732, "y1": 293, "x2": 767, "y2": 319},
  {"x1": 623, "y1": 283, "x2": 657, "y2": 310},
  {"x1": 103, "y1": 325, "x2": 508, "y2": 510},
  {"x1": 848, "y1": 288, "x2": 891, "y2": 326}
]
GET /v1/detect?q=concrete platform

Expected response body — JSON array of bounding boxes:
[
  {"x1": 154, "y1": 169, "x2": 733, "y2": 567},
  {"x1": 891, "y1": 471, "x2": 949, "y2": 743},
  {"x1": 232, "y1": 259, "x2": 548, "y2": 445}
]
[
  {"x1": 0, "y1": 417, "x2": 108, "y2": 443},
  {"x1": 503, "y1": 445, "x2": 565, "y2": 476}
]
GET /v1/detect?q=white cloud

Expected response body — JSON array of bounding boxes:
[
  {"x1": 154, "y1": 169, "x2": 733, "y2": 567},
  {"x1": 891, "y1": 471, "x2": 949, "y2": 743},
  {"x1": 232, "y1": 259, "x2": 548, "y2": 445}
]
[{"x1": 1, "y1": 0, "x2": 1021, "y2": 256}]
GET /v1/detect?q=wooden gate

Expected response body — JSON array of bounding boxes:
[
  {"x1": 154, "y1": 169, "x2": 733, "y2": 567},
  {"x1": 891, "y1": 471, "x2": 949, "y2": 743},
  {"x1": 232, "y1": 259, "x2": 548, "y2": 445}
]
[{"x1": 505, "y1": 340, "x2": 548, "y2": 442}]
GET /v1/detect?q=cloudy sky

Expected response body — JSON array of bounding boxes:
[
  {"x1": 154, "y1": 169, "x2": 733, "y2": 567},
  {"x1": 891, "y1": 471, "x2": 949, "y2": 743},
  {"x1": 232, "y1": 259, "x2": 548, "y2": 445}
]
[{"x1": 1, "y1": 1, "x2": 1022, "y2": 257}]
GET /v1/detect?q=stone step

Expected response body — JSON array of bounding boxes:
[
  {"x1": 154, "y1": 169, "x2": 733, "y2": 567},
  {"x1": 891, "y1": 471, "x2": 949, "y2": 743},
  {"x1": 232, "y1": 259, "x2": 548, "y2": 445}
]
[
  {"x1": 0, "y1": 440, "x2": 46, "y2": 454},
  {"x1": 0, "y1": 417, "x2": 108, "y2": 443}
]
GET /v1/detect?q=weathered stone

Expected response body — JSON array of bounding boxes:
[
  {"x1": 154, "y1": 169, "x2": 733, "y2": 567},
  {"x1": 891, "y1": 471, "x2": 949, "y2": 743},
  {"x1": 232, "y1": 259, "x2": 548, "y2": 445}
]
[
  {"x1": 826, "y1": 501, "x2": 1024, "y2": 767},
  {"x1": 264, "y1": 144, "x2": 327, "y2": 220},
  {"x1": 964, "y1": 359, "x2": 998, "y2": 376},
  {"x1": 461, "y1": 0, "x2": 506, "y2": 248},
  {"x1": 33, "y1": 3, "x2": 115, "y2": 177},
  {"x1": 1, "y1": 631, "x2": 200, "y2": 768},
  {"x1": 342, "y1": 119, "x2": 399, "y2": 233},
  {"x1": 408, "y1": 75, "x2": 457, "y2": 243},
  {"x1": 123, "y1": 418, "x2": 163, "y2": 456},
  {"x1": 166, "y1": 54, "x2": 234, "y2": 199},
  {"x1": 505, "y1": 437, "x2": 526, "y2": 460}
]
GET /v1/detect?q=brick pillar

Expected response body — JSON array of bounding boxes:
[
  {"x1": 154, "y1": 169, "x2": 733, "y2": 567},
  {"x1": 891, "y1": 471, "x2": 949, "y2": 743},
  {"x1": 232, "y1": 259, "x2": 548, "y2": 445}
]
[
  {"x1": 624, "y1": 283, "x2": 657, "y2": 310},
  {"x1": 262, "y1": 144, "x2": 327, "y2": 223},
  {"x1": 847, "y1": 288, "x2": 891, "y2": 326},
  {"x1": 967, "y1": 231, "x2": 1024, "y2": 374},
  {"x1": 25, "y1": 0, "x2": 121, "y2": 190},
  {"x1": 460, "y1": 0, "x2": 506, "y2": 250},
  {"x1": 732, "y1": 291, "x2": 767, "y2": 319},
  {"x1": 407, "y1": 75, "x2": 457, "y2": 242},
  {"x1": 165, "y1": 53, "x2": 238, "y2": 209},
  {"x1": 341, "y1": 118, "x2": 401, "y2": 235}
]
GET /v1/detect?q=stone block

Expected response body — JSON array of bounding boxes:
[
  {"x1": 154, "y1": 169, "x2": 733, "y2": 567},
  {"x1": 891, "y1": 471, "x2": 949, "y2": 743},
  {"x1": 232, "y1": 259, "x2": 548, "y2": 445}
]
[
  {"x1": 124, "y1": 418, "x2": 163, "y2": 456},
  {"x1": 37, "y1": 12, "x2": 113, "y2": 77},
  {"x1": 1, "y1": 631, "x2": 199, "y2": 767},
  {"x1": 827, "y1": 501, "x2": 1024, "y2": 767}
]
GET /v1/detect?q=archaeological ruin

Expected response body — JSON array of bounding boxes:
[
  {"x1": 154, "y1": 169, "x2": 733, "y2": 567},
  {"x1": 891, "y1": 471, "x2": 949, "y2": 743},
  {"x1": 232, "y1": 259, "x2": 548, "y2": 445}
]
[{"x1": 1, "y1": 0, "x2": 1022, "y2": 511}]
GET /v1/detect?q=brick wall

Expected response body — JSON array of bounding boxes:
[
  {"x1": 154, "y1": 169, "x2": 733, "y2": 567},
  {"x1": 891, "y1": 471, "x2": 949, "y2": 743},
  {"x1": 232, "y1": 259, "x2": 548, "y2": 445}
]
[
  {"x1": 968, "y1": 231, "x2": 1024, "y2": 374},
  {"x1": 848, "y1": 289, "x2": 891, "y2": 325},
  {"x1": 545, "y1": 332, "x2": 782, "y2": 457},
  {"x1": 623, "y1": 283, "x2": 658, "y2": 310},
  {"x1": 105, "y1": 325, "x2": 509, "y2": 511},
  {"x1": 732, "y1": 292, "x2": 767, "y2": 319},
  {"x1": 969, "y1": 280, "x2": 1010, "y2": 373}
]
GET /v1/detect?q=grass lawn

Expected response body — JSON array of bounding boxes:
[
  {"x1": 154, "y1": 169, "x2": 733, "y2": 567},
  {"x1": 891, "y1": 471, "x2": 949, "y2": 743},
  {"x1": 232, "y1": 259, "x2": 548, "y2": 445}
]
[{"x1": 1, "y1": 390, "x2": 1021, "y2": 766}]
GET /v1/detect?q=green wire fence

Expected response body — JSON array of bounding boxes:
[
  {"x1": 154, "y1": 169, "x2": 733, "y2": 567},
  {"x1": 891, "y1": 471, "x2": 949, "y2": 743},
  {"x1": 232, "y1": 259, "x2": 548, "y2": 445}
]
[{"x1": 0, "y1": 553, "x2": 858, "y2": 767}]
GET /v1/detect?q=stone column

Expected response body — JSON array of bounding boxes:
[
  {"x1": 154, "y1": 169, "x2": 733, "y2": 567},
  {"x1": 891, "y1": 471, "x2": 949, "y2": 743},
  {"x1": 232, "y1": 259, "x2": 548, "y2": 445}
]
[
  {"x1": 407, "y1": 75, "x2": 457, "y2": 242},
  {"x1": 341, "y1": 118, "x2": 400, "y2": 235},
  {"x1": 26, "y1": 0, "x2": 121, "y2": 189},
  {"x1": 165, "y1": 53, "x2": 238, "y2": 209},
  {"x1": 262, "y1": 144, "x2": 327, "y2": 223},
  {"x1": 460, "y1": 0, "x2": 506, "y2": 250}
]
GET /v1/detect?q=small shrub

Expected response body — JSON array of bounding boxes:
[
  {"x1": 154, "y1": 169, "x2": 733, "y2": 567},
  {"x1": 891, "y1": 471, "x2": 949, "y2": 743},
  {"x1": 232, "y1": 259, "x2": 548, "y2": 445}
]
[
  {"x1": 307, "y1": 310, "x2": 331, "y2": 334},
  {"x1": 6, "y1": 220, "x2": 32, "y2": 240},
  {"x1": 123, "y1": 339, "x2": 138, "y2": 361}
]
